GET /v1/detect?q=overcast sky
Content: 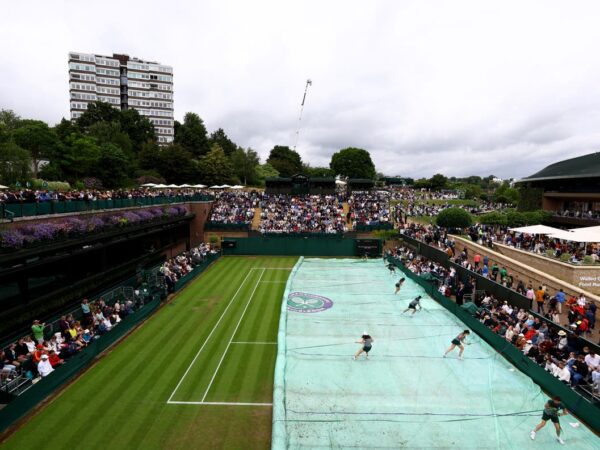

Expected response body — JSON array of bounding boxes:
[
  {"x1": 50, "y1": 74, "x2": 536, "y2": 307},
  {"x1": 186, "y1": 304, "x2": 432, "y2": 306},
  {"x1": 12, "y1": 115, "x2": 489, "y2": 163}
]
[{"x1": 2, "y1": 0, "x2": 600, "y2": 179}]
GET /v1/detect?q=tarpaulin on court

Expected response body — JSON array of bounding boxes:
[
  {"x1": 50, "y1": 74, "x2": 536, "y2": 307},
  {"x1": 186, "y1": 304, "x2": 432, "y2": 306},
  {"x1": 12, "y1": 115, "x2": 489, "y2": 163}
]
[{"x1": 272, "y1": 258, "x2": 599, "y2": 449}]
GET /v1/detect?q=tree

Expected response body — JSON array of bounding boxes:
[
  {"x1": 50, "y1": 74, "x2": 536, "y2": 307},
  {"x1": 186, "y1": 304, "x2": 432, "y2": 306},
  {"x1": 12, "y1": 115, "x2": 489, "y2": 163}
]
[
  {"x1": 329, "y1": 147, "x2": 376, "y2": 179},
  {"x1": 494, "y1": 181, "x2": 519, "y2": 204},
  {"x1": 303, "y1": 165, "x2": 334, "y2": 177},
  {"x1": 428, "y1": 173, "x2": 448, "y2": 191},
  {"x1": 231, "y1": 147, "x2": 260, "y2": 185},
  {"x1": 96, "y1": 143, "x2": 132, "y2": 188},
  {"x1": 267, "y1": 145, "x2": 303, "y2": 177},
  {"x1": 0, "y1": 142, "x2": 31, "y2": 185},
  {"x1": 119, "y1": 109, "x2": 156, "y2": 151},
  {"x1": 12, "y1": 121, "x2": 61, "y2": 177},
  {"x1": 174, "y1": 112, "x2": 209, "y2": 157},
  {"x1": 198, "y1": 144, "x2": 235, "y2": 185},
  {"x1": 88, "y1": 122, "x2": 133, "y2": 156},
  {"x1": 76, "y1": 101, "x2": 120, "y2": 131},
  {"x1": 463, "y1": 184, "x2": 482, "y2": 199},
  {"x1": 53, "y1": 118, "x2": 78, "y2": 142},
  {"x1": 435, "y1": 208, "x2": 473, "y2": 228},
  {"x1": 40, "y1": 133, "x2": 100, "y2": 182},
  {"x1": 137, "y1": 141, "x2": 162, "y2": 172},
  {"x1": 0, "y1": 109, "x2": 21, "y2": 132},
  {"x1": 156, "y1": 144, "x2": 199, "y2": 184},
  {"x1": 255, "y1": 163, "x2": 280, "y2": 186},
  {"x1": 208, "y1": 128, "x2": 237, "y2": 156}
]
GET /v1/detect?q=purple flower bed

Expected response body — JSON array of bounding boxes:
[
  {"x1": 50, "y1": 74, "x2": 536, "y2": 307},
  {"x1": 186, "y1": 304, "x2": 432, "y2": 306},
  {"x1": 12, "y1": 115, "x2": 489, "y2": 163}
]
[{"x1": 0, "y1": 205, "x2": 188, "y2": 250}]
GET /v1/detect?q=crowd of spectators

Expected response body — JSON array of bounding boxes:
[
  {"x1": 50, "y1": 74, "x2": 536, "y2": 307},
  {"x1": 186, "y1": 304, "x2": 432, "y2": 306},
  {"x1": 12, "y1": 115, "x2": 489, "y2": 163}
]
[
  {"x1": 160, "y1": 242, "x2": 218, "y2": 292},
  {"x1": 1, "y1": 297, "x2": 138, "y2": 383},
  {"x1": 397, "y1": 223, "x2": 598, "y2": 337},
  {"x1": 1, "y1": 242, "x2": 219, "y2": 386},
  {"x1": 387, "y1": 247, "x2": 600, "y2": 397},
  {"x1": 465, "y1": 224, "x2": 600, "y2": 264},
  {"x1": 473, "y1": 295, "x2": 600, "y2": 394},
  {"x1": 208, "y1": 191, "x2": 259, "y2": 225},
  {"x1": 348, "y1": 192, "x2": 391, "y2": 229},
  {"x1": 258, "y1": 194, "x2": 347, "y2": 233},
  {"x1": 0, "y1": 188, "x2": 210, "y2": 204}
]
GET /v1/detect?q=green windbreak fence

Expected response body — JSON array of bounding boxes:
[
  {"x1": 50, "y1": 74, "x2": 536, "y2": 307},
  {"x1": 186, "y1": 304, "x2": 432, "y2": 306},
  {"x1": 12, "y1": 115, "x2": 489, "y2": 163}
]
[
  {"x1": 0, "y1": 254, "x2": 219, "y2": 434},
  {"x1": 1, "y1": 194, "x2": 213, "y2": 219},
  {"x1": 388, "y1": 257, "x2": 600, "y2": 433},
  {"x1": 221, "y1": 236, "x2": 379, "y2": 256}
]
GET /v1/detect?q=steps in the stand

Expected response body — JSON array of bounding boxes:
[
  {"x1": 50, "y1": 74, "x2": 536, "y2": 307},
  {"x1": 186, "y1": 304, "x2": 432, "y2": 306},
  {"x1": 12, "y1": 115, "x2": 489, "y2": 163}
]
[{"x1": 251, "y1": 207, "x2": 262, "y2": 230}]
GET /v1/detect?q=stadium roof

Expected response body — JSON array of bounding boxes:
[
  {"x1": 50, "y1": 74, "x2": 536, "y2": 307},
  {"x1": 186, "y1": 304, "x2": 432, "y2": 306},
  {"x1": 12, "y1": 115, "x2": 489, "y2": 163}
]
[{"x1": 519, "y1": 152, "x2": 600, "y2": 182}]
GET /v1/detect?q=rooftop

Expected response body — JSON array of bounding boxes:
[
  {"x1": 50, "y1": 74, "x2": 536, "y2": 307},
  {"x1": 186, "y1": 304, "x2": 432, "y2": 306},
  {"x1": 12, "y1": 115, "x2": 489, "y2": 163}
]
[{"x1": 519, "y1": 152, "x2": 600, "y2": 182}]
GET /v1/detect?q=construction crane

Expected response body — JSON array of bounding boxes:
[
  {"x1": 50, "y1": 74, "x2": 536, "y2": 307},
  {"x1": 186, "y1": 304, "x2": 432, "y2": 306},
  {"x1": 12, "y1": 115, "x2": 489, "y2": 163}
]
[{"x1": 293, "y1": 79, "x2": 312, "y2": 152}]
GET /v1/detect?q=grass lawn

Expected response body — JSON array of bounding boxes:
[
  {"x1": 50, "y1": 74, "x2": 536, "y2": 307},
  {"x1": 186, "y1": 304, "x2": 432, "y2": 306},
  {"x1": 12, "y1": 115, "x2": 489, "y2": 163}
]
[{"x1": 1, "y1": 256, "x2": 296, "y2": 450}]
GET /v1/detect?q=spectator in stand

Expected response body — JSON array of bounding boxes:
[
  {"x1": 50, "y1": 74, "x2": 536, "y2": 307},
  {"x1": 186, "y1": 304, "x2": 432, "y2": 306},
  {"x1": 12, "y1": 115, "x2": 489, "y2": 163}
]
[
  {"x1": 37, "y1": 354, "x2": 54, "y2": 377},
  {"x1": 0, "y1": 350, "x2": 17, "y2": 379},
  {"x1": 535, "y1": 286, "x2": 545, "y2": 314},
  {"x1": 81, "y1": 299, "x2": 93, "y2": 326},
  {"x1": 31, "y1": 320, "x2": 45, "y2": 344}
]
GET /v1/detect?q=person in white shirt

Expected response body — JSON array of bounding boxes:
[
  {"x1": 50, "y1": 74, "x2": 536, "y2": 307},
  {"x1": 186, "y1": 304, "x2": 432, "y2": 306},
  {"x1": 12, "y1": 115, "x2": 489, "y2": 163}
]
[
  {"x1": 577, "y1": 294, "x2": 586, "y2": 307},
  {"x1": 584, "y1": 351, "x2": 600, "y2": 371},
  {"x1": 37, "y1": 354, "x2": 54, "y2": 377},
  {"x1": 554, "y1": 362, "x2": 571, "y2": 383},
  {"x1": 505, "y1": 326, "x2": 515, "y2": 342}
]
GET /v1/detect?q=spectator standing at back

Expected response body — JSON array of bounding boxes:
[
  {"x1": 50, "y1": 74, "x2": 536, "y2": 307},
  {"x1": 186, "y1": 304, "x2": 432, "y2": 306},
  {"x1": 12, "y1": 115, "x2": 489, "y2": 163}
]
[
  {"x1": 473, "y1": 253, "x2": 481, "y2": 269},
  {"x1": 526, "y1": 286, "x2": 535, "y2": 310},
  {"x1": 555, "y1": 289, "x2": 566, "y2": 314},
  {"x1": 535, "y1": 286, "x2": 546, "y2": 314},
  {"x1": 31, "y1": 320, "x2": 45, "y2": 344},
  {"x1": 491, "y1": 263, "x2": 499, "y2": 281}
]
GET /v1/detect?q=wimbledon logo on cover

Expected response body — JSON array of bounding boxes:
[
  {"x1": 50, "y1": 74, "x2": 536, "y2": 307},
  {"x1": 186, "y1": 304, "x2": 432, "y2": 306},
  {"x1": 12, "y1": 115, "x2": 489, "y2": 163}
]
[{"x1": 287, "y1": 292, "x2": 333, "y2": 313}]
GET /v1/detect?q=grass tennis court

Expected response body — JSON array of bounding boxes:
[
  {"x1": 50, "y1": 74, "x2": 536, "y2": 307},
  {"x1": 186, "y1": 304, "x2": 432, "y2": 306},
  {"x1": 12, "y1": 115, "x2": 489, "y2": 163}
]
[{"x1": 1, "y1": 256, "x2": 296, "y2": 450}]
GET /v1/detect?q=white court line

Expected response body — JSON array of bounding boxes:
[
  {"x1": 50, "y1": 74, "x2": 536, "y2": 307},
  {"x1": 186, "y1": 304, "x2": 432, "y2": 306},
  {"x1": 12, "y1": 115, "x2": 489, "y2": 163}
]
[
  {"x1": 251, "y1": 267, "x2": 293, "y2": 270},
  {"x1": 260, "y1": 281, "x2": 287, "y2": 283},
  {"x1": 231, "y1": 341, "x2": 277, "y2": 345},
  {"x1": 167, "y1": 401, "x2": 272, "y2": 406},
  {"x1": 200, "y1": 269, "x2": 266, "y2": 402},
  {"x1": 166, "y1": 270, "x2": 255, "y2": 403}
]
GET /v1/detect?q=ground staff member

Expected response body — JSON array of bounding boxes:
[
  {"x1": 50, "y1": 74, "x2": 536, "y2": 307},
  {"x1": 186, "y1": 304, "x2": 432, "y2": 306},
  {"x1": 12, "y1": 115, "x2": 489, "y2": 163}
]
[
  {"x1": 353, "y1": 332, "x2": 373, "y2": 360},
  {"x1": 530, "y1": 396, "x2": 568, "y2": 445}
]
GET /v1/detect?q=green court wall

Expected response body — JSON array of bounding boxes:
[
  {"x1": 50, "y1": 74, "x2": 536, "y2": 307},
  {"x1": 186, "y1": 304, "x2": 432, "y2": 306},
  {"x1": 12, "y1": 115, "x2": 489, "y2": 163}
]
[{"x1": 221, "y1": 236, "x2": 380, "y2": 256}]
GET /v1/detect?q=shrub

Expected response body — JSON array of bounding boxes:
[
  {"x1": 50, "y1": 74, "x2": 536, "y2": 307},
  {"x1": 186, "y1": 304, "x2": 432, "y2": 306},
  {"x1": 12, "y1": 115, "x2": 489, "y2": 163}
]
[
  {"x1": 583, "y1": 255, "x2": 595, "y2": 265},
  {"x1": 436, "y1": 208, "x2": 472, "y2": 229},
  {"x1": 559, "y1": 253, "x2": 571, "y2": 262}
]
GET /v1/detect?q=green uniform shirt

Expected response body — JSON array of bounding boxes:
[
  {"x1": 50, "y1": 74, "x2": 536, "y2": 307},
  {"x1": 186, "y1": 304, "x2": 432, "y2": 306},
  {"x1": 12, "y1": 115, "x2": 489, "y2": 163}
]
[{"x1": 31, "y1": 324, "x2": 44, "y2": 341}]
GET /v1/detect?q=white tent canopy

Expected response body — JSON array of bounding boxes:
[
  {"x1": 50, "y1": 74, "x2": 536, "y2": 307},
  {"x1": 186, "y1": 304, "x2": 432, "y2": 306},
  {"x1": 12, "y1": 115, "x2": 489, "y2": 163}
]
[
  {"x1": 193, "y1": 184, "x2": 206, "y2": 188},
  {"x1": 179, "y1": 184, "x2": 192, "y2": 188},
  {"x1": 209, "y1": 185, "x2": 221, "y2": 189},
  {"x1": 335, "y1": 179, "x2": 347, "y2": 185},
  {"x1": 550, "y1": 229, "x2": 600, "y2": 243},
  {"x1": 0, "y1": 184, "x2": 9, "y2": 189},
  {"x1": 569, "y1": 225, "x2": 600, "y2": 233},
  {"x1": 141, "y1": 183, "x2": 157, "y2": 187},
  {"x1": 165, "y1": 184, "x2": 179, "y2": 188},
  {"x1": 152, "y1": 184, "x2": 167, "y2": 188},
  {"x1": 509, "y1": 225, "x2": 563, "y2": 235},
  {"x1": 231, "y1": 185, "x2": 244, "y2": 189}
]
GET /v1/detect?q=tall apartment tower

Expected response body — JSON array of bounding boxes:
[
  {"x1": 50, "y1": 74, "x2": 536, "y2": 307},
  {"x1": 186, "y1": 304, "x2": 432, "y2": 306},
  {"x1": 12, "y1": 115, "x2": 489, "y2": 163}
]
[{"x1": 68, "y1": 52, "x2": 174, "y2": 144}]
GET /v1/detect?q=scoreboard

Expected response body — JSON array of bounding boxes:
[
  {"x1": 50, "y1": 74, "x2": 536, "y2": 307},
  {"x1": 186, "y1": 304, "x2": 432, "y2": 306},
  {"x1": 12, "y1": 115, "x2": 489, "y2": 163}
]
[{"x1": 355, "y1": 239, "x2": 381, "y2": 257}]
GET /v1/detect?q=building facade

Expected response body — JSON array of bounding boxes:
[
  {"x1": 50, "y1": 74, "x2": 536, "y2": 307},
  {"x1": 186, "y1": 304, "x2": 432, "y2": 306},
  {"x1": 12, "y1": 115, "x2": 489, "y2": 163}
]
[
  {"x1": 68, "y1": 52, "x2": 174, "y2": 144},
  {"x1": 517, "y1": 152, "x2": 600, "y2": 225}
]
